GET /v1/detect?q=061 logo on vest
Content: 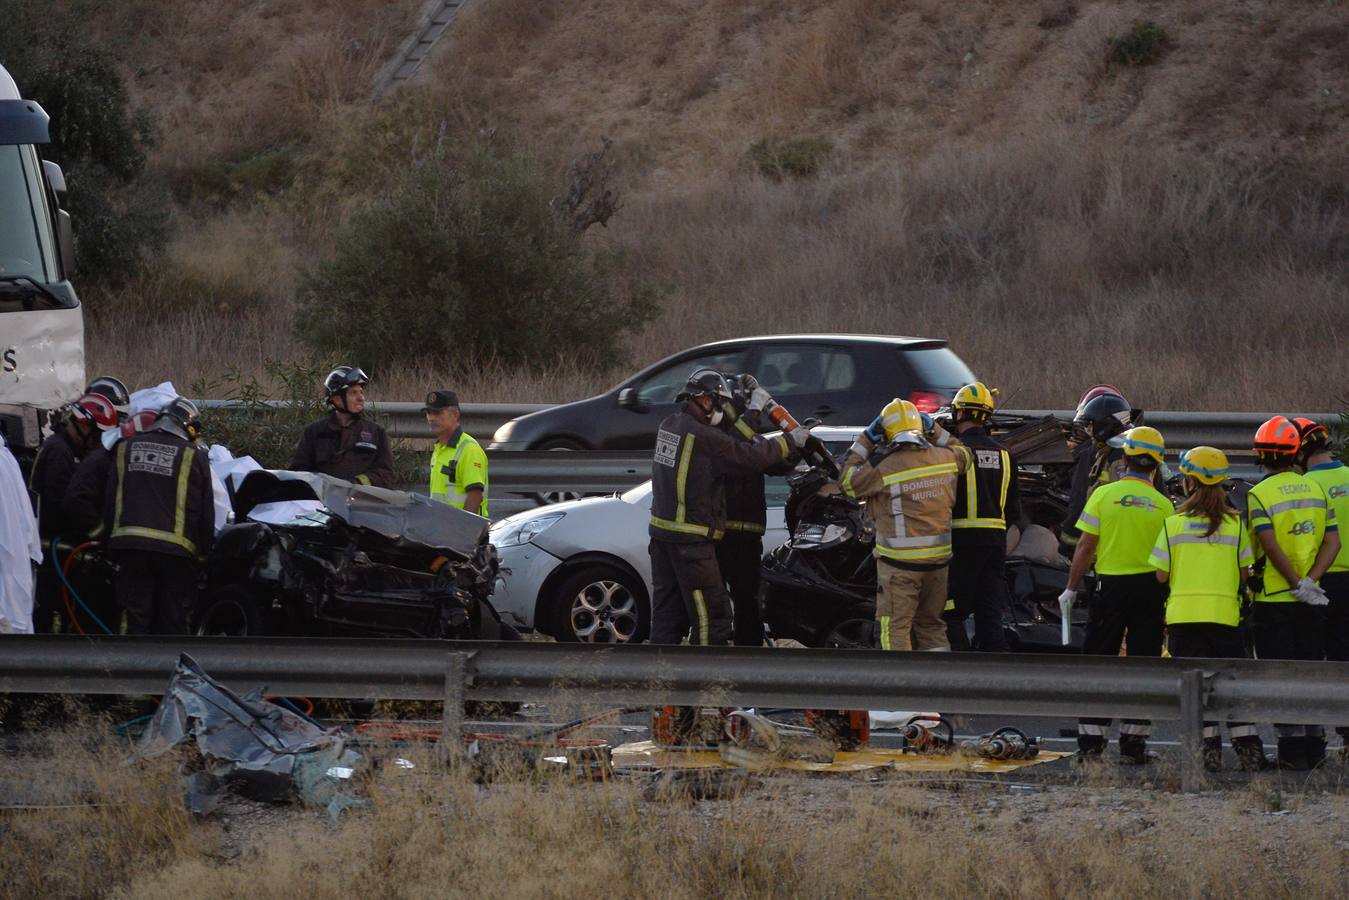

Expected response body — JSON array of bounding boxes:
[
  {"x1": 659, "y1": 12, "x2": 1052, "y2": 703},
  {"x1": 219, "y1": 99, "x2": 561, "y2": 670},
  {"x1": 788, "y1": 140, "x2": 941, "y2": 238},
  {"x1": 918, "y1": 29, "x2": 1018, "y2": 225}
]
[
  {"x1": 1289, "y1": 519, "x2": 1317, "y2": 536},
  {"x1": 128, "y1": 442, "x2": 179, "y2": 476},
  {"x1": 1112, "y1": 494, "x2": 1159, "y2": 512}
]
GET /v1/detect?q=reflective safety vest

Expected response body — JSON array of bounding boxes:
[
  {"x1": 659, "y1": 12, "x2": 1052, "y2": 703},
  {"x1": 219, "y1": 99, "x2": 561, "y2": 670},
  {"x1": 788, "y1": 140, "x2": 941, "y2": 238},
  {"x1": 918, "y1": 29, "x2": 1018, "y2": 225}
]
[
  {"x1": 841, "y1": 440, "x2": 972, "y2": 566},
  {"x1": 952, "y1": 437, "x2": 1015, "y2": 533},
  {"x1": 1303, "y1": 461, "x2": 1349, "y2": 573},
  {"x1": 429, "y1": 429, "x2": 488, "y2": 515},
  {"x1": 1247, "y1": 470, "x2": 1333, "y2": 600},
  {"x1": 1150, "y1": 512, "x2": 1252, "y2": 627},
  {"x1": 1074, "y1": 474, "x2": 1175, "y2": 575},
  {"x1": 107, "y1": 435, "x2": 212, "y2": 559}
]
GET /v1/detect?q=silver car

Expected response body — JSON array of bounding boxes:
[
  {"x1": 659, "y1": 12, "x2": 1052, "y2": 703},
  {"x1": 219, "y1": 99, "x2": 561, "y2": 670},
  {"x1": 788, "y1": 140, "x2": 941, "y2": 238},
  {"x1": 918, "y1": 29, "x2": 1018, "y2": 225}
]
[{"x1": 489, "y1": 428, "x2": 859, "y2": 643}]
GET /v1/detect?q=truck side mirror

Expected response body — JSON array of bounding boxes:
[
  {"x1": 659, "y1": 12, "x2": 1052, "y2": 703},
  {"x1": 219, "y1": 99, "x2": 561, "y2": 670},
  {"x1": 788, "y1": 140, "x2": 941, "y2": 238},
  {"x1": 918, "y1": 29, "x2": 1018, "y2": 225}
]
[
  {"x1": 617, "y1": 388, "x2": 647, "y2": 413},
  {"x1": 42, "y1": 160, "x2": 67, "y2": 208},
  {"x1": 56, "y1": 209, "x2": 74, "y2": 276}
]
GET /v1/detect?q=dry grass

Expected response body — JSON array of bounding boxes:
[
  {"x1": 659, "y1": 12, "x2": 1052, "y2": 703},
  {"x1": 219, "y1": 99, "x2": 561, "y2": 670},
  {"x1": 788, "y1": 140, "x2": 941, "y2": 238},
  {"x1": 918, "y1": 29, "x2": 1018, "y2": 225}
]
[
  {"x1": 72, "y1": 0, "x2": 1349, "y2": 411},
  {"x1": 2, "y1": 716, "x2": 1347, "y2": 898}
]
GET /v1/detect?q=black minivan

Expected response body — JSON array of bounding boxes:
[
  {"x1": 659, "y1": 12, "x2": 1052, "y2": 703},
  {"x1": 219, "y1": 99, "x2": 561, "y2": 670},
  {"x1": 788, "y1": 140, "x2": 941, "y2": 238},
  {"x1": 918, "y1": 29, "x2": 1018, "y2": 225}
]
[{"x1": 489, "y1": 334, "x2": 976, "y2": 451}]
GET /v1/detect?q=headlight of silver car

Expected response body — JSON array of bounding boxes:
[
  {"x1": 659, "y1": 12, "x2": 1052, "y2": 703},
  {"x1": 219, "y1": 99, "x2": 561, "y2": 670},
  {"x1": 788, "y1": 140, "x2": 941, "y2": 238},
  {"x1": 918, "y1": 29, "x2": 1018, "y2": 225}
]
[{"x1": 490, "y1": 513, "x2": 565, "y2": 548}]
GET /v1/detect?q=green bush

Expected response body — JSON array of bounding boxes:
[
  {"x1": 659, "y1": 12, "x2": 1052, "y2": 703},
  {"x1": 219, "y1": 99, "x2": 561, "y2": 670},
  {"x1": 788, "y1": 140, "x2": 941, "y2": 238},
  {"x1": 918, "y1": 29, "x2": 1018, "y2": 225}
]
[
  {"x1": 192, "y1": 361, "x2": 332, "y2": 470},
  {"x1": 1106, "y1": 20, "x2": 1170, "y2": 67},
  {"x1": 294, "y1": 145, "x2": 658, "y2": 374},
  {"x1": 0, "y1": 1, "x2": 167, "y2": 284},
  {"x1": 747, "y1": 137, "x2": 833, "y2": 181}
]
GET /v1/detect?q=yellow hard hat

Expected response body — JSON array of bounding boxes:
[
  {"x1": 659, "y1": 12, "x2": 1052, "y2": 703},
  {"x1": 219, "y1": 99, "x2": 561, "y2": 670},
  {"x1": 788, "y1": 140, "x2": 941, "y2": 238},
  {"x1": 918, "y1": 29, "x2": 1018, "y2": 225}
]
[
  {"x1": 1120, "y1": 426, "x2": 1165, "y2": 464},
  {"x1": 880, "y1": 398, "x2": 926, "y2": 444},
  {"x1": 952, "y1": 382, "x2": 997, "y2": 417},
  {"x1": 1179, "y1": 446, "x2": 1230, "y2": 486}
]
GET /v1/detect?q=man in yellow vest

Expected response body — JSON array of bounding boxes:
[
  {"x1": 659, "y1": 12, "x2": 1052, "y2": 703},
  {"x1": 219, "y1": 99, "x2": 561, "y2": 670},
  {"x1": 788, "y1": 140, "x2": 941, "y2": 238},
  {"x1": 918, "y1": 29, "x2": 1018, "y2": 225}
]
[
  {"x1": 424, "y1": 390, "x2": 488, "y2": 516},
  {"x1": 1248, "y1": 416, "x2": 1339, "y2": 769},
  {"x1": 1295, "y1": 418, "x2": 1349, "y2": 761},
  {"x1": 1060, "y1": 426, "x2": 1174, "y2": 764}
]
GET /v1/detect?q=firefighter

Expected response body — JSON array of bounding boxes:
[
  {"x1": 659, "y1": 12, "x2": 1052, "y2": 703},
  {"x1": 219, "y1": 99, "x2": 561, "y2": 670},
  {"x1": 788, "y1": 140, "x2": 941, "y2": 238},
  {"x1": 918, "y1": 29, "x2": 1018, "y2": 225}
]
[
  {"x1": 1294, "y1": 418, "x2": 1349, "y2": 760},
  {"x1": 1059, "y1": 387, "x2": 1135, "y2": 557},
  {"x1": 104, "y1": 397, "x2": 215, "y2": 635},
  {"x1": 27, "y1": 393, "x2": 119, "y2": 632},
  {"x1": 946, "y1": 382, "x2": 1020, "y2": 651},
  {"x1": 840, "y1": 398, "x2": 972, "y2": 652},
  {"x1": 647, "y1": 369, "x2": 802, "y2": 647},
  {"x1": 290, "y1": 366, "x2": 394, "y2": 488},
  {"x1": 713, "y1": 373, "x2": 784, "y2": 646},
  {"x1": 1061, "y1": 426, "x2": 1174, "y2": 763},
  {"x1": 1247, "y1": 416, "x2": 1340, "y2": 769},
  {"x1": 424, "y1": 390, "x2": 488, "y2": 515},
  {"x1": 1150, "y1": 447, "x2": 1266, "y2": 771}
]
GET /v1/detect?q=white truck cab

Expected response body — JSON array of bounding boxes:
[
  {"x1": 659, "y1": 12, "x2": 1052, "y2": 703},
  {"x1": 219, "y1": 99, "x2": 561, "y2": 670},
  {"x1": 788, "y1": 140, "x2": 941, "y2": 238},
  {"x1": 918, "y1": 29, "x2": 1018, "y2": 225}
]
[{"x1": 0, "y1": 63, "x2": 83, "y2": 453}]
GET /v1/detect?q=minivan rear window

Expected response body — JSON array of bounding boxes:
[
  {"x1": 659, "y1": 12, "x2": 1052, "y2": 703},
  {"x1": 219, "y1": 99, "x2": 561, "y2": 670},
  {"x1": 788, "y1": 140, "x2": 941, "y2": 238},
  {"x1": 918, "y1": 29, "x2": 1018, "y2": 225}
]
[{"x1": 903, "y1": 347, "x2": 975, "y2": 387}]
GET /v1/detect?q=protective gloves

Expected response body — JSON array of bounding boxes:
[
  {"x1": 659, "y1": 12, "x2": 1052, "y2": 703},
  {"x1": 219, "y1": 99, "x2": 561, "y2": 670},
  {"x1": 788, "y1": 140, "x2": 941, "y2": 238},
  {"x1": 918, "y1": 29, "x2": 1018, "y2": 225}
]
[
  {"x1": 919, "y1": 411, "x2": 934, "y2": 433},
  {"x1": 1292, "y1": 576, "x2": 1329, "y2": 606},
  {"x1": 747, "y1": 387, "x2": 775, "y2": 413},
  {"x1": 1057, "y1": 588, "x2": 1078, "y2": 646},
  {"x1": 864, "y1": 415, "x2": 885, "y2": 444},
  {"x1": 787, "y1": 425, "x2": 813, "y2": 450}
]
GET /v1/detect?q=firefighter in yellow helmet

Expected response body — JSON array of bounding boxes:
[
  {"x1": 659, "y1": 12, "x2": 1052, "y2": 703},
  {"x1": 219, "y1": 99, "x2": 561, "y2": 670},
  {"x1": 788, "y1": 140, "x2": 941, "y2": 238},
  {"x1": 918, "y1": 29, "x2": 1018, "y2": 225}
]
[
  {"x1": 944, "y1": 382, "x2": 1020, "y2": 651},
  {"x1": 840, "y1": 398, "x2": 971, "y2": 651},
  {"x1": 1062, "y1": 426, "x2": 1174, "y2": 764}
]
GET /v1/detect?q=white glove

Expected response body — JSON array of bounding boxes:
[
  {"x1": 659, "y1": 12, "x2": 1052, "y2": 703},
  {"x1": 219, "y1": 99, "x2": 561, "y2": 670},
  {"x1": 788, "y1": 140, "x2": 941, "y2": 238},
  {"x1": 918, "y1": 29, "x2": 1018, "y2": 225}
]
[
  {"x1": 748, "y1": 387, "x2": 774, "y2": 412},
  {"x1": 1057, "y1": 589, "x2": 1078, "y2": 646},
  {"x1": 1292, "y1": 577, "x2": 1329, "y2": 606},
  {"x1": 787, "y1": 425, "x2": 812, "y2": 449}
]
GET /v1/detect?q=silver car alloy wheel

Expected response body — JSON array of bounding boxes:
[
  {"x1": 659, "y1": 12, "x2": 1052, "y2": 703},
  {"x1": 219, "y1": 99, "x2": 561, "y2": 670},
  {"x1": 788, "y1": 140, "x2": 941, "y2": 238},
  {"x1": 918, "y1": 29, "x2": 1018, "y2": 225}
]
[{"x1": 570, "y1": 579, "x2": 640, "y2": 643}]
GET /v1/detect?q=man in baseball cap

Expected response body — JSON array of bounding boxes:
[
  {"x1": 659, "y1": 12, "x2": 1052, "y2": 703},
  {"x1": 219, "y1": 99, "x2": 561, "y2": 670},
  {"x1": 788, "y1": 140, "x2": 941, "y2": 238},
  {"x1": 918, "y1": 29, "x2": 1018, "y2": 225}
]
[{"x1": 424, "y1": 390, "x2": 487, "y2": 516}]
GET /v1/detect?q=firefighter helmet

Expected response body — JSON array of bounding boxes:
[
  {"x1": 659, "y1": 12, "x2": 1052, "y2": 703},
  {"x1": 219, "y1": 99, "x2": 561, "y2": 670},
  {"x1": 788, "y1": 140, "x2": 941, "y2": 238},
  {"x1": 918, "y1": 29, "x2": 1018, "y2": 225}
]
[
  {"x1": 952, "y1": 382, "x2": 997, "y2": 420},
  {"x1": 880, "y1": 398, "x2": 927, "y2": 446}
]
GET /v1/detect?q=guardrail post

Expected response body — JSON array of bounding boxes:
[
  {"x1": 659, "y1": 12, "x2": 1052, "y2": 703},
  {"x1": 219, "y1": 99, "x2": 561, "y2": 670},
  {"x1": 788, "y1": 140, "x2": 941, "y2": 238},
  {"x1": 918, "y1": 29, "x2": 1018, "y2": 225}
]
[
  {"x1": 440, "y1": 652, "x2": 470, "y2": 769},
  {"x1": 1179, "y1": 669, "x2": 1206, "y2": 793}
]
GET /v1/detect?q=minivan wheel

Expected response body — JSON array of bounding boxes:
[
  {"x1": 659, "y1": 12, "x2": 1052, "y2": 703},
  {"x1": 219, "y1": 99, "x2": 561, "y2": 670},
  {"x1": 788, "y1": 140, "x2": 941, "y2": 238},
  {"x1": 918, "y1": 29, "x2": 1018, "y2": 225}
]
[
  {"x1": 194, "y1": 585, "x2": 265, "y2": 637},
  {"x1": 551, "y1": 565, "x2": 648, "y2": 644}
]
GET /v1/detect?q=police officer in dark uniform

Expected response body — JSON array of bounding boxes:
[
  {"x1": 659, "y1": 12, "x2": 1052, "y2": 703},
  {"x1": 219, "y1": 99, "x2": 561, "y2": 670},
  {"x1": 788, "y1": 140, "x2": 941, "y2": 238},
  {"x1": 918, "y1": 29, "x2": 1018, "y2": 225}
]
[
  {"x1": 946, "y1": 382, "x2": 1021, "y2": 651},
  {"x1": 104, "y1": 397, "x2": 215, "y2": 635},
  {"x1": 290, "y1": 366, "x2": 394, "y2": 488},
  {"x1": 28, "y1": 392, "x2": 119, "y2": 631},
  {"x1": 649, "y1": 369, "x2": 806, "y2": 646}
]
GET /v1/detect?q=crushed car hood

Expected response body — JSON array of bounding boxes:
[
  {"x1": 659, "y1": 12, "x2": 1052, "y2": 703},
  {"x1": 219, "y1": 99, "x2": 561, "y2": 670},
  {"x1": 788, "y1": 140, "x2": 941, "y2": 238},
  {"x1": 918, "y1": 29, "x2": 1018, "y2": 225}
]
[{"x1": 232, "y1": 470, "x2": 488, "y2": 556}]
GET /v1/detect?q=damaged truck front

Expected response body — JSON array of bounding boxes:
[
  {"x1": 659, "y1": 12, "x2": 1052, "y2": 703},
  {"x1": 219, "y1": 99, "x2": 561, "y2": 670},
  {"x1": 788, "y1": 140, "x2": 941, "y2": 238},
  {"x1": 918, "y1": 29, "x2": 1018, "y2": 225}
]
[
  {"x1": 0, "y1": 63, "x2": 82, "y2": 456},
  {"x1": 195, "y1": 471, "x2": 517, "y2": 641}
]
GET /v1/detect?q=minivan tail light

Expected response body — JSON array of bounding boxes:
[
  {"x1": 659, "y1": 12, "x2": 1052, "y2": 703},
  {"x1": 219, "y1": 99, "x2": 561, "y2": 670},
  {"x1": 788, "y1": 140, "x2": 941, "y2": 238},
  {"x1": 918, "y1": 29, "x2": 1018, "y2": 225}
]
[{"x1": 909, "y1": 391, "x2": 944, "y2": 414}]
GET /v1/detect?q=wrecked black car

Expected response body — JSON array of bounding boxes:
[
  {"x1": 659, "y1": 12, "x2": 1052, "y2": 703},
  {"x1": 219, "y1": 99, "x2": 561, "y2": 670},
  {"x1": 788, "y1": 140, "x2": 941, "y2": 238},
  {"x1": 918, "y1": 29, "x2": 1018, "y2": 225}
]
[
  {"x1": 761, "y1": 414, "x2": 1094, "y2": 651},
  {"x1": 194, "y1": 470, "x2": 516, "y2": 640}
]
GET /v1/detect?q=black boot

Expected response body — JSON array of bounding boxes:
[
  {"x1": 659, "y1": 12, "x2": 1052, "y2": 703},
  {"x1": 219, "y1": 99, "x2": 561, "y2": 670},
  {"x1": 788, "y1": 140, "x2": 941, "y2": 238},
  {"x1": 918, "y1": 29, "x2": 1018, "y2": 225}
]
[
  {"x1": 1233, "y1": 737, "x2": 1269, "y2": 772},
  {"x1": 1202, "y1": 737, "x2": 1223, "y2": 773},
  {"x1": 1276, "y1": 736, "x2": 1311, "y2": 771}
]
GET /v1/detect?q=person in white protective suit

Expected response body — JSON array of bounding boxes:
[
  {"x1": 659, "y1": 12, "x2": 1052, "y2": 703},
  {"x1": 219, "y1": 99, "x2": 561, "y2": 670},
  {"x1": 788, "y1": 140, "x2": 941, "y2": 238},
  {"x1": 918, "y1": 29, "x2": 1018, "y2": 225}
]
[{"x1": 1, "y1": 432, "x2": 43, "y2": 633}]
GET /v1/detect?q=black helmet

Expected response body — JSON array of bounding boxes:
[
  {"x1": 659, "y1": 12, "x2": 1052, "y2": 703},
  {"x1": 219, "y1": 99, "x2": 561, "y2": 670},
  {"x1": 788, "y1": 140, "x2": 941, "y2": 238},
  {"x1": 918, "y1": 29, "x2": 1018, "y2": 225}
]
[
  {"x1": 323, "y1": 366, "x2": 369, "y2": 397},
  {"x1": 156, "y1": 396, "x2": 202, "y2": 443},
  {"x1": 675, "y1": 368, "x2": 734, "y2": 403},
  {"x1": 86, "y1": 375, "x2": 131, "y2": 418},
  {"x1": 1074, "y1": 392, "x2": 1132, "y2": 443}
]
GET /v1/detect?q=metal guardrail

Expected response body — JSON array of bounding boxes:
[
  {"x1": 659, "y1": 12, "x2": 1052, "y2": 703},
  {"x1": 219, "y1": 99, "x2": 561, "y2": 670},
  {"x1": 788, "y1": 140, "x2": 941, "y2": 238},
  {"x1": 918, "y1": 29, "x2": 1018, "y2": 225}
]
[
  {"x1": 198, "y1": 401, "x2": 1338, "y2": 448},
  {"x1": 3, "y1": 636, "x2": 1347, "y2": 791}
]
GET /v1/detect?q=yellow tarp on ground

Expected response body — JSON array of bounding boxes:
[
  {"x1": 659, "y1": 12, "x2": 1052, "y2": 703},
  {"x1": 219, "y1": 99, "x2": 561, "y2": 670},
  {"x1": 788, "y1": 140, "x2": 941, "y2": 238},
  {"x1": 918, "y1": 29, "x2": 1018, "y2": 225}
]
[{"x1": 612, "y1": 740, "x2": 1071, "y2": 774}]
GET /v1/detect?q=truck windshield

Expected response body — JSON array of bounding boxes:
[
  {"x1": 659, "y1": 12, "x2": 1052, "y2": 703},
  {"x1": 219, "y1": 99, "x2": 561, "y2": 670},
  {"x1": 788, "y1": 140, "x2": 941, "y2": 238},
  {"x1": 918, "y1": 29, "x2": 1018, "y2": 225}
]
[{"x1": 0, "y1": 143, "x2": 57, "y2": 285}]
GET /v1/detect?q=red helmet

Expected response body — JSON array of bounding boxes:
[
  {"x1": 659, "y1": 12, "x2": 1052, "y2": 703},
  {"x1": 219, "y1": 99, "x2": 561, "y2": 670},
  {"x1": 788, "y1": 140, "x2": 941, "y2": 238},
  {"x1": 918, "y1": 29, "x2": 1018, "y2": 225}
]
[
  {"x1": 1253, "y1": 416, "x2": 1301, "y2": 457},
  {"x1": 119, "y1": 409, "x2": 161, "y2": 440},
  {"x1": 71, "y1": 393, "x2": 118, "y2": 431}
]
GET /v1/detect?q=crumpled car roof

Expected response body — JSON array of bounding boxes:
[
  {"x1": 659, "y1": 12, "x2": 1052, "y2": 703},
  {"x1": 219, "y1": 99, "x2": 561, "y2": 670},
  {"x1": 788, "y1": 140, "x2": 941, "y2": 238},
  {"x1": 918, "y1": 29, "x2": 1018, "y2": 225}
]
[{"x1": 231, "y1": 469, "x2": 488, "y2": 557}]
